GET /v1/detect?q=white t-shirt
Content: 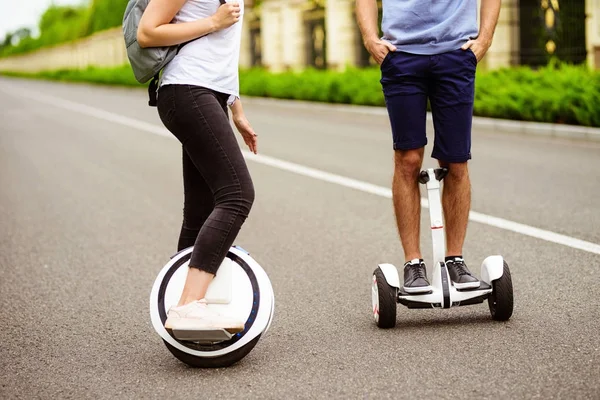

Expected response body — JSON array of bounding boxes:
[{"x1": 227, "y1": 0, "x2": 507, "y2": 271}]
[{"x1": 160, "y1": 0, "x2": 244, "y2": 105}]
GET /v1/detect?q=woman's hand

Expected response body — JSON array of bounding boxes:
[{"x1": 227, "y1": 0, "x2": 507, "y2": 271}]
[
  {"x1": 230, "y1": 99, "x2": 257, "y2": 154},
  {"x1": 211, "y1": 2, "x2": 241, "y2": 31},
  {"x1": 233, "y1": 114, "x2": 258, "y2": 154}
]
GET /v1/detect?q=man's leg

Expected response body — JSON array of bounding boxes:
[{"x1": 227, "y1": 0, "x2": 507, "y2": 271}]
[
  {"x1": 439, "y1": 161, "x2": 471, "y2": 257},
  {"x1": 439, "y1": 160, "x2": 477, "y2": 288},
  {"x1": 393, "y1": 148, "x2": 425, "y2": 261},
  {"x1": 381, "y1": 52, "x2": 433, "y2": 293},
  {"x1": 429, "y1": 49, "x2": 479, "y2": 288}
]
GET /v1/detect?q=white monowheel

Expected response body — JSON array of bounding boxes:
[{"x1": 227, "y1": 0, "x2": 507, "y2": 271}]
[{"x1": 150, "y1": 245, "x2": 274, "y2": 367}]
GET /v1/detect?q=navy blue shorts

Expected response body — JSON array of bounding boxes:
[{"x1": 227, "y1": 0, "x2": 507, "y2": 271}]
[{"x1": 380, "y1": 49, "x2": 477, "y2": 163}]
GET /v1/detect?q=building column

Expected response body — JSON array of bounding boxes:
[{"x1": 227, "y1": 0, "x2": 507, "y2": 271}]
[
  {"x1": 239, "y1": 3, "x2": 254, "y2": 69},
  {"x1": 480, "y1": 0, "x2": 520, "y2": 70},
  {"x1": 587, "y1": 0, "x2": 600, "y2": 69},
  {"x1": 325, "y1": 0, "x2": 359, "y2": 70},
  {"x1": 260, "y1": 0, "x2": 284, "y2": 71},
  {"x1": 281, "y1": 0, "x2": 308, "y2": 70}
]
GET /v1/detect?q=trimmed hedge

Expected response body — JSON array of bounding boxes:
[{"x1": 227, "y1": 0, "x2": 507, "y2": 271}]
[
  {"x1": 2, "y1": 63, "x2": 599, "y2": 127},
  {"x1": 238, "y1": 63, "x2": 600, "y2": 127},
  {"x1": 474, "y1": 62, "x2": 600, "y2": 127}
]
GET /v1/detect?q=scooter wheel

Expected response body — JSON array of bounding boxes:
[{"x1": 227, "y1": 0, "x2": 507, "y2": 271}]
[
  {"x1": 372, "y1": 267, "x2": 397, "y2": 328},
  {"x1": 163, "y1": 335, "x2": 261, "y2": 368},
  {"x1": 488, "y1": 261, "x2": 514, "y2": 321}
]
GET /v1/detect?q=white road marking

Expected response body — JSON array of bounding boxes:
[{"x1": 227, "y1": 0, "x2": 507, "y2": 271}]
[
  {"x1": 3, "y1": 83, "x2": 600, "y2": 256},
  {"x1": 244, "y1": 153, "x2": 600, "y2": 255}
]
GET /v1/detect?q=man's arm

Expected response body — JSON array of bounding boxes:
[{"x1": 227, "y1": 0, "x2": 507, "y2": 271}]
[
  {"x1": 356, "y1": 0, "x2": 379, "y2": 46},
  {"x1": 356, "y1": 0, "x2": 395, "y2": 64},
  {"x1": 462, "y1": 0, "x2": 502, "y2": 61}
]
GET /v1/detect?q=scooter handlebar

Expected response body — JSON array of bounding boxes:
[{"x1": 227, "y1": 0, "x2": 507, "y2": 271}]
[{"x1": 418, "y1": 168, "x2": 449, "y2": 184}]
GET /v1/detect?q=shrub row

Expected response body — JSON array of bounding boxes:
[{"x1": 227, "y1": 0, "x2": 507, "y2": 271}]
[
  {"x1": 474, "y1": 63, "x2": 600, "y2": 127},
  {"x1": 2, "y1": 62, "x2": 598, "y2": 127},
  {"x1": 238, "y1": 63, "x2": 600, "y2": 127}
]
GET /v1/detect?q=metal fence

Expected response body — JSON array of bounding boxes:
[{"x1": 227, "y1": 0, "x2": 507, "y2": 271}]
[
  {"x1": 304, "y1": 6, "x2": 327, "y2": 69},
  {"x1": 520, "y1": 0, "x2": 587, "y2": 66}
]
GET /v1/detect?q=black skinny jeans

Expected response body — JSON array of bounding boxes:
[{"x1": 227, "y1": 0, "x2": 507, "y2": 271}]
[{"x1": 157, "y1": 84, "x2": 254, "y2": 275}]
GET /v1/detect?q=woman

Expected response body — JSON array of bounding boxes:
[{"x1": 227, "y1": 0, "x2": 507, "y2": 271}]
[{"x1": 138, "y1": 0, "x2": 258, "y2": 335}]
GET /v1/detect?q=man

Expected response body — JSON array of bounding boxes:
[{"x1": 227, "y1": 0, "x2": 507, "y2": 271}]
[{"x1": 356, "y1": 0, "x2": 501, "y2": 293}]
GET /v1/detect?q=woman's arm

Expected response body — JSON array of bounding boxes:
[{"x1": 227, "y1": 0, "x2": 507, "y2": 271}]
[
  {"x1": 229, "y1": 98, "x2": 244, "y2": 120},
  {"x1": 137, "y1": 0, "x2": 241, "y2": 48}
]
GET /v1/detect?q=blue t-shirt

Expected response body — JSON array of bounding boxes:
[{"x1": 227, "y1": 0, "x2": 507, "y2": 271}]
[{"x1": 381, "y1": 0, "x2": 479, "y2": 55}]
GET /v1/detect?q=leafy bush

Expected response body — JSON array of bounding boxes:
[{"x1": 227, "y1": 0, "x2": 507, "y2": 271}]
[
  {"x1": 3, "y1": 63, "x2": 599, "y2": 127},
  {"x1": 87, "y1": 0, "x2": 129, "y2": 35},
  {"x1": 0, "y1": 5, "x2": 91, "y2": 57},
  {"x1": 239, "y1": 63, "x2": 600, "y2": 126},
  {"x1": 474, "y1": 62, "x2": 600, "y2": 127},
  {"x1": 239, "y1": 67, "x2": 385, "y2": 106},
  {"x1": 0, "y1": 0, "x2": 128, "y2": 57}
]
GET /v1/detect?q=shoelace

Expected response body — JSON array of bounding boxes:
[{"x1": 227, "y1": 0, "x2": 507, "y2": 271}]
[
  {"x1": 408, "y1": 263, "x2": 426, "y2": 279},
  {"x1": 450, "y1": 260, "x2": 471, "y2": 276}
]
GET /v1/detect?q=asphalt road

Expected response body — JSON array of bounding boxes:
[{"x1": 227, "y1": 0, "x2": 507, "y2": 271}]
[{"x1": 1, "y1": 77, "x2": 599, "y2": 399}]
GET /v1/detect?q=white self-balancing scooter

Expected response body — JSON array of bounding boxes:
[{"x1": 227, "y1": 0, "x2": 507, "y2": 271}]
[
  {"x1": 372, "y1": 168, "x2": 514, "y2": 328},
  {"x1": 150, "y1": 245, "x2": 274, "y2": 367}
]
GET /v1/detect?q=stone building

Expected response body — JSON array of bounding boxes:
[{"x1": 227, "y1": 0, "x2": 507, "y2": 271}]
[
  {"x1": 0, "y1": 0, "x2": 597, "y2": 73},
  {"x1": 240, "y1": 0, "x2": 599, "y2": 71}
]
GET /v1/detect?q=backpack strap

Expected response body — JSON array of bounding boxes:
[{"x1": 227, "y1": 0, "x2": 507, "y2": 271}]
[
  {"x1": 147, "y1": 38, "x2": 190, "y2": 107},
  {"x1": 148, "y1": 73, "x2": 160, "y2": 107}
]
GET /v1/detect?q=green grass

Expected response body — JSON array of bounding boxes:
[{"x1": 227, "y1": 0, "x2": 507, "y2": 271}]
[
  {"x1": 2, "y1": 62, "x2": 599, "y2": 127},
  {"x1": 2, "y1": 65, "x2": 140, "y2": 86}
]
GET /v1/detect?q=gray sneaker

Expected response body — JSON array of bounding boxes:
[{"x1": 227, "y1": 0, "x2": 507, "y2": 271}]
[
  {"x1": 446, "y1": 257, "x2": 480, "y2": 289},
  {"x1": 403, "y1": 259, "x2": 433, "y2": 294}
]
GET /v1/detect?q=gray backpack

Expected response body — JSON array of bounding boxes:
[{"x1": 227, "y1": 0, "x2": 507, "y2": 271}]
[{"x1": 122, "y1": 0, "x2": 225, "y2": 106}]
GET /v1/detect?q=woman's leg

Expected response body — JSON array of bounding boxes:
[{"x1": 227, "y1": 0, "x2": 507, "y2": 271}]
[
  {"x1": 158, "y1": 84, "x2": 255, "y2": 307},
  {"x1": 177, "y1": 150, "x2": 214, "y2": 251},
  {"x1": 176, "y1": 150, "x2": 218, "y2": 305}
]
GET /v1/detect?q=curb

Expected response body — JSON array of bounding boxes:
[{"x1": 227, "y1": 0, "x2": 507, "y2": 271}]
[
  {"x1": 243, "y1": 96, "x2": 600, "y2": 143},
  {"x1": 469, "y1": 116, "x2": 600, "y2": 142}
]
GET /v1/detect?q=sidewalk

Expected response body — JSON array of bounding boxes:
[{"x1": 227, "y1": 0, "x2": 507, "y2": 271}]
[{"x1": 244, "y1": 96, "x2": 600, "y2": 142}]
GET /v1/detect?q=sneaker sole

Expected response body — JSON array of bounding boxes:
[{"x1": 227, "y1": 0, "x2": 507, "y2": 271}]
[
  {"x1": 165, "y1": 322, "x2": 244, "y2": 334},
  {"x1": 168, "y1": 328, "x2": 239, "y2": 343},
  {"x1": 452, "y1": 281, "x2": 480, "y2": 289},
  {"x1": 403, "y1": 285, "x2": 433, "y2": 294}
]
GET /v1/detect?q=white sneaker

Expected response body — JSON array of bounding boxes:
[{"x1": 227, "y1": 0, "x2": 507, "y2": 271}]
[{"x1": 164, "y1": 299, "x2": 245, "y2": 334}]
